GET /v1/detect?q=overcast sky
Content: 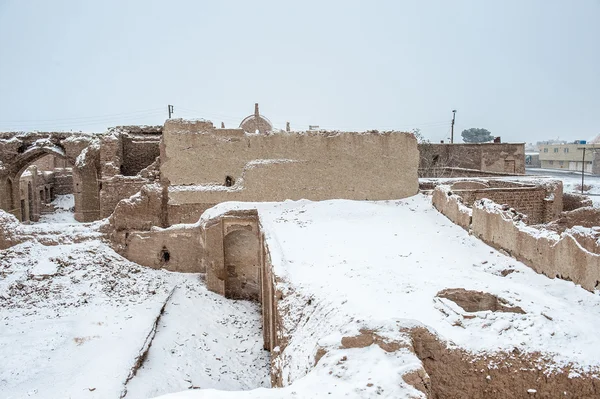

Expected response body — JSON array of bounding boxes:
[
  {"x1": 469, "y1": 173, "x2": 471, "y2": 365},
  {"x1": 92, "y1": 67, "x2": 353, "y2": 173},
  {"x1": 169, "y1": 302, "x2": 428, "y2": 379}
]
[{"x1": 0, "y1": 0, "x2": 598, "y2": 143}]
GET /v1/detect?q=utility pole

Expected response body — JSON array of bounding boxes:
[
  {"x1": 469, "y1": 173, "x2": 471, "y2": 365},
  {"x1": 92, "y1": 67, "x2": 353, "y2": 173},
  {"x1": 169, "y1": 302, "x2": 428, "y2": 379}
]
[
  {"x1": 167, "y1": 105, "x2": 174, "y2": 119},
  {"x1": 450, "y1": 109, "x2": 457, "y2": 143},
  {"x1": 580, "y1": 147, "x2": 586, "y2": 195}
]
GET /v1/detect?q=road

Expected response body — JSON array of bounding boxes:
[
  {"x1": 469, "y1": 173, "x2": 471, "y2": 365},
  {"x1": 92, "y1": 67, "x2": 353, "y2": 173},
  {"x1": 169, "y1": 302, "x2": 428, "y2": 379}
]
[{"x1": 526, "y1": 167, "x2": 600, "y2": 199}]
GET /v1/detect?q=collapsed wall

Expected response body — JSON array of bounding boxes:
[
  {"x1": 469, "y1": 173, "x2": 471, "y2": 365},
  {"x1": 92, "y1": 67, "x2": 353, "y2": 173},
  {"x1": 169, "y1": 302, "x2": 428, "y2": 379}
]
[
  {"x1": 426, "y1": 177, "x2": 563, "y2": 224},
  {"x1": 99, "y1": 126, "x2": 161, "y2": 218},
  {"x1": 432, "y1": 184, "x2": 600, "y2": 291}
]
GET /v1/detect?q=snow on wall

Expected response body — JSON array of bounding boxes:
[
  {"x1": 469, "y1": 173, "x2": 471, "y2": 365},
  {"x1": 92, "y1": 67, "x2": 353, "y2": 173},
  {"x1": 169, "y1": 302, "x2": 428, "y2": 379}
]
[{"x1": 471, "y1": 199, "x2": 600, "y2": 291}]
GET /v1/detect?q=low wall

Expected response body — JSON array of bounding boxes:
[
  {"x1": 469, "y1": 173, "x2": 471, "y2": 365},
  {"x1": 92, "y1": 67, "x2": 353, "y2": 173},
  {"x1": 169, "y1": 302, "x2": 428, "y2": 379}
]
[
  {"x1": 472, "y1": 200, "x2": 600, "y2": 292},
  {"x1": 125, "y1": 226, "x2": 204, "y2": 273},
  {"x1": 433, "y1": 186, "x2": 600, "y2": 291},
  {"x1": 431, "y1": 187, "x2": 472, "y2": 230}
]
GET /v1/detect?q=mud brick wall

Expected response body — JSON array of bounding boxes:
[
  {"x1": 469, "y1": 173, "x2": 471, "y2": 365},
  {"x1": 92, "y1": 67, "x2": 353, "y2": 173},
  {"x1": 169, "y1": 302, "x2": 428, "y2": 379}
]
[
  {"x1": 162, "y1": 120, "x2": 419, "y2": 211},
  {"x1": 471, "y1": 201, "x2": 600, "y2": 292},
  {"x1": 457, "y1": 188, "x2": 547, "y2": 224},
  {"x1": 419, "y1": 143, "x2": 525, "y2": 175},
  {"x1": 53, "y1": 169, "x2": 73, "y2": 195},
  {"x1": 99, "y1": 176, "x2": 148, "y2": 218},
  {"x1": 121, "y1": 137, "x2": 160, "y2": 176},
  {"x1": 563, "y1": 193, "x2": 593, "y2": 212}
]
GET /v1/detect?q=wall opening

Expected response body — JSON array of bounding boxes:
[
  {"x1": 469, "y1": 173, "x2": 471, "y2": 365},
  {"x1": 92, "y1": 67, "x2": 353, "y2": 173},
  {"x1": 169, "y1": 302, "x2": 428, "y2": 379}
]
[
  {"x1": 225, "y1": 176, "x2": 234, "y2": 187},
  {"x1": 15, "y1": 153, "x2": 76, "y2": 223},
  {"x1": 223, "y1": 230, "x2": 260, "y2": 301},
  {"x1": 160, "y1": 247, "x2": 171, "y2": 264}
]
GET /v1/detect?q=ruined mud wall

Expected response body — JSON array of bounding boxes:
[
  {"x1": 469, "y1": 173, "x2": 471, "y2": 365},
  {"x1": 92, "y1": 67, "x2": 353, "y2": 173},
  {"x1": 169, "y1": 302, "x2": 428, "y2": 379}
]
[
  {"x1": 121, "y1": 132, "x2": 161, "y2": 176},
  {"x1": 100, "y1": 176, "x2": 150, "y2": 218},
  {"x1": 430, "y1": 179, "x2": 562, "y2": 225},
  {"x1": 161, "y1": 120, "x2": 419, "y2": 225},
  {"x1": 455, "y1": 187, "x2": 549, "y2": 224},
  {"x1": 472, "y1": 200, "x2": 600, "y2": 291},
  {"x1": 433, "y1": 187, "x2": 600, "y2": 291},
  {"x1": 431, "y1": 187, "x2": 472, "y2": 230},
  {"x1": 0, "y1": 132, "x2": 101, "y2": 222},
  {"x1": 52, "y1": 168, "x2": 73, "y2": 196},
  {"x1": 419, "y1": 143, "x2": 525, "y2": 176},
  {"x1": 563, "y1": 192, "x2": 593, "y2": 212},
  {"x1": 98, "y1": 127, "x2": 161, "y2": 218}
]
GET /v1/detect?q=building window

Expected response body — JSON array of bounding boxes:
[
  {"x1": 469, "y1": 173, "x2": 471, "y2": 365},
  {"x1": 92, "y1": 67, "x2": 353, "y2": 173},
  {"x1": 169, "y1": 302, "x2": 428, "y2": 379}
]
[
  {"x1": 564, "y1": 148, "x2": 569, "y2": 153},
  {"x1": 549, "y1": 161, "x2": 554, "y2": 165},
  {"x1": 543, "y1": 148, "x2": 548, "y2": 153},
  {"x1": 554, "y1": 148, "x2": 559, "y2": 153},
  {"x1": 559, "y1": 161, "x2": 564, "y2": 166}
]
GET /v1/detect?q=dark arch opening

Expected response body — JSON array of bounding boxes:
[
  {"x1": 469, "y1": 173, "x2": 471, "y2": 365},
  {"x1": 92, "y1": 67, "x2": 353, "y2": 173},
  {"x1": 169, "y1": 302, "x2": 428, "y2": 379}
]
[
  {"x1": 161, "y1": 247, "x2": 171, "y2": 264},
  {"x1": 223, "y1": 229, "x2": 260, "y2": 300},
  {"x1": 225, "y1": 176, "x2": 234, "y2": 187}
]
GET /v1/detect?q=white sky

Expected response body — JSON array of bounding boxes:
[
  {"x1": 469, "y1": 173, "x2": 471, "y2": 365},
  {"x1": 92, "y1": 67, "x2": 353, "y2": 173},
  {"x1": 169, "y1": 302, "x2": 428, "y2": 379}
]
[{"x1": 0, "y1": 0, "x2": 598, "y2": 143}]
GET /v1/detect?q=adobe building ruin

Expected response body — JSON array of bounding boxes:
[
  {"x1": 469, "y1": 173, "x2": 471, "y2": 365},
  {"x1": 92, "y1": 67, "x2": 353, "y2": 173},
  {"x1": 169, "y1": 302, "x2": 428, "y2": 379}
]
[
  {"x1": 0, "y1": 127, "x2": 161, "y2": 223},
  {"x1": 2, "y1": 105, "x2": 600, "y2": 398},
  {"x1": 106, "y1": 117, "x2": 420, "y2": 270}
]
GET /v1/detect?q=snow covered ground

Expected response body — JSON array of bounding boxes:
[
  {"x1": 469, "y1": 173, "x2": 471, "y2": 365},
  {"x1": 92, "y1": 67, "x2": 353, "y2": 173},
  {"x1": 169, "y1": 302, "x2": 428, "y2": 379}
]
[
  {"x1": 161, "y1": 195, "x2": 600, "y2": 398},
  {"x1": 0, "y1": 207, "x2": 269, "y2": 399},
  {"x1": 38, "y1": 194, "x2": 77, "y2": 223},
  {"x1": 3, "y1": 195, "x2": 600, "y2": 399}
]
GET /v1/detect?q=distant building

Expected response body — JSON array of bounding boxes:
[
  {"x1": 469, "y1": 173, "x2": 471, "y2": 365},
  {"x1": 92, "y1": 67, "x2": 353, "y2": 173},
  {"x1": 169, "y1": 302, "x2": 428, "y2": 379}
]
[
  {"x1": 538, "y1": 142, "x2": 600, "y2": 173},
  {"x1": 525, "y1": 152, "x2": 540, "y2": 168}
]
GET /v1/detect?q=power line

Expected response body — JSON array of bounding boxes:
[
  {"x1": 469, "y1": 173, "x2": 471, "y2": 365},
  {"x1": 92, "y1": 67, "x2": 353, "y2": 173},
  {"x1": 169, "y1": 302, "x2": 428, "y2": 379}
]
[
  {"x1": 0, "y1": 107, "x2": 165, "y2": 124},
  {"x1": 0, "y1": 111, "x2": 167, "y2": 131}
]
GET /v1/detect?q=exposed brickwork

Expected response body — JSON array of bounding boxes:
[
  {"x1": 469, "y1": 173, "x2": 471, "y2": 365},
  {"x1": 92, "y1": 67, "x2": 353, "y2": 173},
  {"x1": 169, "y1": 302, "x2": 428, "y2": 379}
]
[
  {"x1": 456, "y1": 188, "x2": 547, "y2": 224},
  {"x1": 100, "y1": 176, "x2": 149, "y2": 218},
  {"x1": 121, "y1": 135, "x2": 160, "y2": 176}
]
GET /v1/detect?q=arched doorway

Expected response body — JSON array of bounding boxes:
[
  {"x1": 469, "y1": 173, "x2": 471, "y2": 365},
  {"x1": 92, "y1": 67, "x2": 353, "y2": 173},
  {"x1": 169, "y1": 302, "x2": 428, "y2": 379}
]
[
  {"x1": 223, "y1": 229, "x2": 260, "y2": 300},
  {"x1": 12, "y1": 148, "x2": 79, "y2": 223}
]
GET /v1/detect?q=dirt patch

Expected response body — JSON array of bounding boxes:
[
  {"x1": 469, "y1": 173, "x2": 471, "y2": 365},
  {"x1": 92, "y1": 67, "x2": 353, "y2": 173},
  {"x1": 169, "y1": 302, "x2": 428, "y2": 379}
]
[
  {"x1": 73, "y1": 336, "x2": 99, "y2": 345},
  {"x1": 341, "y1": 329, "x2": 405, "y2": 353},
  {"x1": 437, "y1": 288, "x2": 525, "y2": 314},
  {"x1": 410, "y1": 327, "x2": 600, "y2": 399},
  {"x1": 314, "y1": 347, "x2": 327, "y2": 366},
  {"x1": 402, "y1": 368, "x2": 432, "y2": 396},
  {"x1": 500, "y1": 269, "x2": 515, "y2": 277}
]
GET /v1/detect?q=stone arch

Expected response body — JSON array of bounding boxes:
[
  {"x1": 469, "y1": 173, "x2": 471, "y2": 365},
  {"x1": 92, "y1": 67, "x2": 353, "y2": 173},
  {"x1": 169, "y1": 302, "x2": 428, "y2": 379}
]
[
  {"x1": 12, "y1": 146, "x2": 70, "y2": 179},
  {"x1": 223, "y1": 229, "x2": 260, "y2": 300},
  {"x1": 9, "y1": 147, "x2": 94, "y2": 222},
  {"x1": 0, "y1": 133, "x2": 101, "y2": 222}
]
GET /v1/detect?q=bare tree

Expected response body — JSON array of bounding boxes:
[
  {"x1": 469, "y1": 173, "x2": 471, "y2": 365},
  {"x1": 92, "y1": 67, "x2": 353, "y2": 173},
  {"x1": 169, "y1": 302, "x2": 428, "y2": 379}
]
[{"x1": 413, "y1": 129, "x2": 460, "y2": 178}]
